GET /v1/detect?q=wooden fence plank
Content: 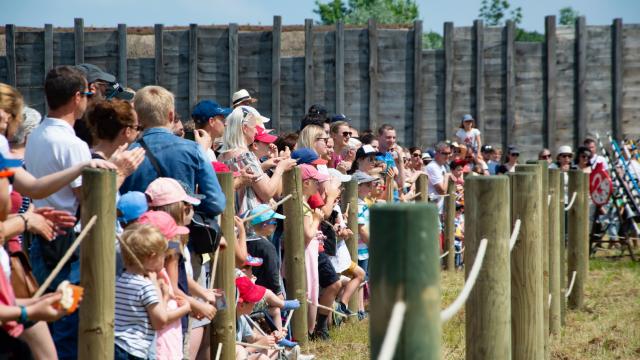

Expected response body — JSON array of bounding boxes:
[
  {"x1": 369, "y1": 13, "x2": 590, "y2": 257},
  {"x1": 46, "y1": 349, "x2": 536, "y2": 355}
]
[
  {"x1": 229, "y1": 23, "x2": 238, "y2": 105},
  {"x1": 154, "y1": 24, "x2": 164, "y2": 86},
  {"x1": 44, "y1": 23, "x2": 53, "y2": 108},
  {"x1": 443, "y1": 22, "x2": 454, "y2": 141},
  {"x1": 272, "y1": 16, "x2": 282, "y2": 132},
  {"x1": 336, "y1": 21, "x2": 345, "y2": 115},
  {"x1": 304, "y1": 19, "x2": 314, "y2": 112},
  {"x1": 74, "y1": 18, "x2": 84, "y2": 64},
  {"x1": 575, "y1": 17, "x2": 587, "y2": 147},
  {"x1": 117, "y1": 24, "x2": 127, "y2": 86},
  {"x1": 545, "y1": 16, "x2": 557, "y2": 151},
  {"x1": 189, "y1": 23, "x2": 198, "y2": 111},
  {"x1": 5, "y1": 24, "x2": 16, "y2": 87},
  {"x1": 413, "y1": 20, "x2": 424, "y2": 146},
  {"x1": 474, "y1": 20, "x2": 485, "y2": 137},
  {"x1": 368, "y1": 19, "x2": 379, "y2": 132},
  {"x1": 612, "y1": 18, "x2": 623, "y2": 139},
  {"x1": 505, "y1": 20, "x2": 516, "y2": 150}
]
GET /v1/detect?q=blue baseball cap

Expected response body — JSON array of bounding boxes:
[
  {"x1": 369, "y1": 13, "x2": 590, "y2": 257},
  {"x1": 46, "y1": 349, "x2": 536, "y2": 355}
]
[
  {"x1": 191, "y1": 100, "x2": 232, "y2": 124},
  {"x1": 291, "y1": 147, "x2": 327, "y2": 165},
  {"x1": 0, "y1": 153, "x2": 23, "y2": 169},
  {"x1": 248, "y1": 204, "x2": 286, "y2": 226},
  {"x1": 117, "y1": 191, "x2": 148, "y2": 223}
]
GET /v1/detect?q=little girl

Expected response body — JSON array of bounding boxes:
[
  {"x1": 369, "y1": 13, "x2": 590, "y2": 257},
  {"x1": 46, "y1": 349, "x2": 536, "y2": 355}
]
[{"x1": 455, "y1": 114, "x2": 482, "y2": 156}]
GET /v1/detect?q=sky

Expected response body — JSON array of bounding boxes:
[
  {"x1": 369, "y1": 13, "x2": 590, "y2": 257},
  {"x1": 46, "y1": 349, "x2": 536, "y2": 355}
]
[{"x1": 1, "y1": 0, "x2": 638, "y2": 33}]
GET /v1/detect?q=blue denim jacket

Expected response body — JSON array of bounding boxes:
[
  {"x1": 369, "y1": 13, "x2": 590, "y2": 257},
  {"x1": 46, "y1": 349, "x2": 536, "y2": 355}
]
[{"x1": 120, "y1": 128, "x2": 226, "y2": 216}]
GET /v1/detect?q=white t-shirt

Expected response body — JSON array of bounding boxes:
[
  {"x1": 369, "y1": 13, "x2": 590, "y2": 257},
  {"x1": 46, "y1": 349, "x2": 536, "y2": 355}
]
[
  {"x1": 455, "y1": 128, "x2": 481, "y2": 153},
  {"x1": 24, "y1": 117, "x2": 91, "y2": 214},
  {"x1": 590, "y1": 154, "x2": 609, "y2": 171},
  {"x1": 426, "y1": 161, "x2": 448, "y2": 212}
]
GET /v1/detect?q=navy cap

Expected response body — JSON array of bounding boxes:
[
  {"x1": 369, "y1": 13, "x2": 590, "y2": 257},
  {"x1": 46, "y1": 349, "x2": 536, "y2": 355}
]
[
  {"x1": 75, "y1": 63, "x2": 116, "y2": 83},
  {"x1": 191, "y1": 100, "x2": 232, "y2": 123},
  {"x1": 331, "y1": 113, "x2": 351, "y2": 123}
]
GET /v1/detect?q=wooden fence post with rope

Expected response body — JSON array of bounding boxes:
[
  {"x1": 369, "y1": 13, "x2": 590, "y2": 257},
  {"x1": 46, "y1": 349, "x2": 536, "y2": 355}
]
[
  {"x1": 567, "y1": 170, "x2": 589, "y2": 309},
  {"x1": 78, "y1": 168, "x2": 116, "y2": 358},
  {"x1": 548, "y1": 169, "x2": 562, "y2": 334},
  {"x1": 369, "y1": 203, "x2": 441, "y2": 359},
  {"x1": 559, "y1": 173, "x2": 567, "y2": 326},
  {"x1": 341, "y1": 179, "x2": 360, "y2": 312},
  {"x1": 210, "y1": 172, "x2": 236, "y2": 360},
  {"x1": 414, "y1": 173, "x2": 428, "y2": 203},
  {"x1": 282, "y1": 167, "x2": 308, "y2": 344},
  {"x1": 465, "y1": 176, "x2": 511, "y2": 360},
  {"x1": 509, "y1": 171, "x2": 544, "y2": 360},
  {"x1": 443, "y1": 181, "x2": 456, "y2": 271}
]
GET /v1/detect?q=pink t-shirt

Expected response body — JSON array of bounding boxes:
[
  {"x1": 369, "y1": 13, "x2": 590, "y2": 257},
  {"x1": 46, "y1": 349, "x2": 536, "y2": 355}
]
[{"x1": 155, "y1": 269, "x2": 183, "y2": 360}]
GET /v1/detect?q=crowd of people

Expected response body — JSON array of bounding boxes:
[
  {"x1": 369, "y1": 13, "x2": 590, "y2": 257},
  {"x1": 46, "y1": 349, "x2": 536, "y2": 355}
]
[{"x1": 0, "y1": 62, "x2": 638, "y2": 360}]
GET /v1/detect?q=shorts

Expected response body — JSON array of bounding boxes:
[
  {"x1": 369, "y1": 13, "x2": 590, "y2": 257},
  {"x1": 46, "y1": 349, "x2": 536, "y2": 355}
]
[
  {"x1": 318, "y1": 252, "x2": 340, "y2": 288},
  {"x1": 340, "y1": 261, "x2": 358, "y2": 278},
  {"x1": 358, "y1": 258, "x2": 369, "y2": 281}
]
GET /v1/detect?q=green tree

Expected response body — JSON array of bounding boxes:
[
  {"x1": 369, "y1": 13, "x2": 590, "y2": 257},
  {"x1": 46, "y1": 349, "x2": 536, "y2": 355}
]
[
  {"x1": 558, "y1": 6, "x2": 580, "y2": 25},
  {"x1": 422, "y1": 31, "x2": 443, "y2": 49},
  {"x1": 314, "y1": 0, "x2": 419, "y2": 25},
  {"x1": 478, "y1": 0, "x2": 522, "y2": 26}
]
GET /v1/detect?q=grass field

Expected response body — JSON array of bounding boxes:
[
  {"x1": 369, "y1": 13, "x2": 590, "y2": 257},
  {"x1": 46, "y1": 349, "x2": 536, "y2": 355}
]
[{"x1": 302, "y1": 255, "x2": 640, "y2": 359}]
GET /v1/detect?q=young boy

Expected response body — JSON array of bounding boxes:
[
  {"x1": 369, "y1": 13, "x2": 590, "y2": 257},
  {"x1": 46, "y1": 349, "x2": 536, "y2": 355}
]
[
  {"x1": 115, "y1": 223, "x2": 191, "y2": 360},
  {"x1": 353, "y1": 170, "x2": 377, "y2": 320}
]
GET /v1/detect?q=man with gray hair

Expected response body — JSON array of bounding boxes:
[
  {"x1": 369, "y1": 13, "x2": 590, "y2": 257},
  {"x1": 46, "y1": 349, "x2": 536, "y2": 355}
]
[
  {"x1": 8, "y1": 106, "x2": 41, "y2": 157},
  {"x1": 425, "y1": 141, "x2": 452, "y2": 212}
]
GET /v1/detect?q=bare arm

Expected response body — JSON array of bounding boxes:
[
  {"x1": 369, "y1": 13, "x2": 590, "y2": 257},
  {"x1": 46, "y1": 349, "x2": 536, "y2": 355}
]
[{"x1": 251, "y1": 159, "x2": 296, "y2": 202}]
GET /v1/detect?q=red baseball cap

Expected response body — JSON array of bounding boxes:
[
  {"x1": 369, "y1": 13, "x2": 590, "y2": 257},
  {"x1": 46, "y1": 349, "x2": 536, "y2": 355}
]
[
  {"x1": 211, "y1": 161, "x2": 240, "y2": 177},
  {"x1": 137, "y1": 210, "x2": 190, "y2": 239},
  {"x1": 235, "y1": 276, "x2": 266, "y2": 303},
  {"x1": 254, "y1": 126, "x2": 277, "y2": 144}
]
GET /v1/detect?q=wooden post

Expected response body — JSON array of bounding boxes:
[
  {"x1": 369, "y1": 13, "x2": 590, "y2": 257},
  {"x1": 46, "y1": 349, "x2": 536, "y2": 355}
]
[
  {"x1": 5, "y1": 24, "x2": 16, "y2": 87},
  {"x1": 567, "y1": 171, "x2": 588, "y2": 309},
  {"x1": 44, "y1": 24, "x2": 53, "y2": 109},
  {"x1": 272, "y1": 16, "x2": 282, "y2": 132},
  {"x1": 74, "y1": 18, "x2": 84, "y2": 65},
  {"x1": 228, "y1": 23, "x2": 239, "y2": 106},
  {"x1": 509, "y1": 171, "x2": 544, "y2": 360},
  {"x1": 443, "y1": 22, "x2": 454, "y2": 141},
  {"x1": 443, "y1": 181, "x2": 456, "y2": 270},
  {"x1": 548, "y1": 169, "x2": 562, "y2": 334},
  {"x1": 412, "y1": 20, "x2": 423, "y2": 147},
  {"x1": 188, "y1": 24, "x2": 198, "y2": 112},
  {"x1": 369, "y1": 203, "x2": 441, "y2": 359},
  {"x1": 154, "y1": 24, "x2": 164, "y2": 86},
  {"x1": 505, "y1": 20, "x2": 516, "y2": 151},
  {"x1": 474, "y1": 19, "x2": 485, "y2": 136},
  {"x1": 559, "y1": 172, "x2": 567, "y2": 325},
  {"x1": 117, "y1": 24, "x2": 128, "y2": 87},
  {"x1": 545, "y1": 16, "x2": 557, "y2": 151},
  {"x1": 341, "y1": 179, "x2": 359, "y2": 311},
  {"x1": 415, "y1": 173, "x2": 428, "y2": 202},
  {"x1": 368, "y1": 19, "x2": 379, "y2": 132},
  {"x1": 282, "y1": 168, "x2": 308, "y2": 344},
  {"x1": 612, "y1": 18, "x2": 623, "y2": 139},
  {"x1": 575, "y1": 17, "x2": 587, "y2": 148},
  {"x1": 465, "y1": 176, "x2": 511, "y2": 360},
  {"x1": 210, "y1": 173, "x2": 236, "y2": 360},
  {"x1": 518, "y1": 162, "x2": 550, "y2": 359},
  {"x1": 304, "y1": 19, "x2": 314, "y2": 112},
  {"x1": 78, "y1": 168, "x2": 116, "y2": 358},
  {"x1": 335, "y1": 21, "x2": 345, "y2": 115}
]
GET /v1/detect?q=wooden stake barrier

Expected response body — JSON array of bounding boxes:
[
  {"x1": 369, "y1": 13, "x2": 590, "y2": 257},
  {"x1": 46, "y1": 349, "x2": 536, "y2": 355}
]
[
  {"x1": 78, "y1": 168, "x2": 116, "y2": 358},
  {"x1": 341, "y1": 179, "x2": 360, "y2": 312},
  {"x1": 443, "y1": 181, "x2": 456, "y2": 271},
  {"x1": 465, "y1": 176, "x2": 511, "y2": 360},
  {"x1": 559, "y1": 172, "x2": 567, "y2": 325},
  {"x1": 210, "y1": 172, "x2": 236, "y2": 360},
  {"x1": 567, "y1": 171, "x2": 589, "y2": 309},
  {"x1": 415, "y1": 173, "x2": 428, "y2": 202},
  {"x1": 548, "y1": 169, "x2": 562, "y2": 334},
  {"x1": 509, "y1": 171, "x2": 544, "y2": 359},
  {"x1": 369, "y1": 203, "x2": 440, "y2": 359}
]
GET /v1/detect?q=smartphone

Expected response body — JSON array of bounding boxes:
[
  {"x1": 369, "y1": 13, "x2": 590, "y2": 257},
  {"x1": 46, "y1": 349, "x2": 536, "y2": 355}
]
[
  {"x1": 184, "y1": 130, "x2": 195, "y2": 141},
  {"x1": 214, "y1": 289, "x2": 227, "y2": 310}
]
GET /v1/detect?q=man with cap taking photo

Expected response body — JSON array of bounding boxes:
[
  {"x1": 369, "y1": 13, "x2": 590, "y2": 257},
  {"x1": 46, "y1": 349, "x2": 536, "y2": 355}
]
[
  {"x1": 73, "y1": 63, "x2": 134, "y2": 146},
  {"x1": 191, "y1": 100, "x2": 232, "y2": 161}
]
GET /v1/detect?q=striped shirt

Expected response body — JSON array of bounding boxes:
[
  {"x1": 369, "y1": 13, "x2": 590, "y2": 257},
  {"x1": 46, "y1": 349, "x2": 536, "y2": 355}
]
[{"x1": 115, "y1": 272, "x2": 159, "y2": 359}]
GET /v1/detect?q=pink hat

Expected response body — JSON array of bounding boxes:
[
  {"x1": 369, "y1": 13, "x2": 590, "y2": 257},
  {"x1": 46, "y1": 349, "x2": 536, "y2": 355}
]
[
  {"x1": 137, "y1": 210, "x2": 190, "y2": 239},
  {"x1": 145, "y1": 177, "x2": 201, "y2": 207},
  {"x1": 299, "y1": 164, "x2": 329, "y2": 183}
]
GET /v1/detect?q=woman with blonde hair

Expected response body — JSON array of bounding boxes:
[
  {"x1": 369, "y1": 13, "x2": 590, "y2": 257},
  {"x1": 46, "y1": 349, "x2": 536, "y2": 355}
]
[
  {"x1": 297, "y1": 125, "x2": 329, "y2": 158},
  {"x1": 218, "y1": 106, "x2": 295, "y2": 214}
]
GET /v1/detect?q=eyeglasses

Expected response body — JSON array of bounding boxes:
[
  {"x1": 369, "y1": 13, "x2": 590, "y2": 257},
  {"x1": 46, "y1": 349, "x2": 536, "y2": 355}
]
[
  {"x1": 79, "y1": 91, "x2": 94, "y2": 97},
  {"x1": 128, "y1": 125, "x2": 144, "y2": 132},
  {"x1": 412, "y1": 153, "x2": 421, "y2": 158},
  {"x1": 439, "y1": 151, "x2": 452, "y2": 156},
  {"x1": 540, "y1": 154, "x2": 551, "y2": 159},
  {"x1": 342, "y1": 131, "x2": 352, "y2": 138},
  {"x1": 316, "y1": 137, "x2": 330, "y2": 144},
  {"x1": 510, "y1": 153, "x2": 520, "y2": 157},
  {"x1": 559, "y1": 154, "x2": 572, "y2": 159}
]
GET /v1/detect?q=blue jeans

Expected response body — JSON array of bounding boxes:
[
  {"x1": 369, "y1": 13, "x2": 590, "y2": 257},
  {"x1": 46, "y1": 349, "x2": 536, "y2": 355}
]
[
  {"x1": 115, "y1": 345, "x2": 144, "y2": 360},
  {"x1": 358, "y1": 258, "x2": 369, "y2": 281}
]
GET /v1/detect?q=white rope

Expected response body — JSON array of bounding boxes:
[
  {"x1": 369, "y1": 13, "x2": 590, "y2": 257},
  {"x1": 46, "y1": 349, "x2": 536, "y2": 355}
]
[
  {"x1": 376, "y1": 300, "x2": 407, "y2": 360},
  {"x1": 441, "y1": 238, "x2": 488, "y2": 323},
  {"x1": 244, "y1": 315, "x2": 267, "y2": 337},
  {"x1": 509, "y1": 219, "x2": 522, "y2": 251},
  {"x1": 565, "y1": 192, "x2": 577, "y2": 211},
  {"x1": 440, "y1": 251, "x2": 449, "y2": 259},
  {"x1": 214, "y1": 343, "x2": 222, "y2": 360},
  {"x1": 565, "y1": 271, "x2": 577, "y2": 298},
  {"x1": 306, "y1": 299, "x2": 349, "y2": 318},
  {"x1": 283, "y1": 309, "x2": 295, "y2": 329}
]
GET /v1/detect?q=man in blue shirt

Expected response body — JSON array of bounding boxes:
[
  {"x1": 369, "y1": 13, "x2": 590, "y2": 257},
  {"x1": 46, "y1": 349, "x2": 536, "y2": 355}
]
[{"x1": 120, "y1": 85, "x2": 225, "y2": 216}]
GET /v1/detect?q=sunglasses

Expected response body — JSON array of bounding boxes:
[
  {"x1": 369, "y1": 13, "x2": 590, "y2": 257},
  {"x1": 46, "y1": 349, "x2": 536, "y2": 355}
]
[
  {"x1": 559, "y1": 154, "x2": 572, "y2": 158},
  {"x1": 79, "y1": 91, "x2": 94, "y2": 97},
  {"x1": 342, "y1": 131, "x2": 352, "y2": 138},
  {"x1": 316, "y1": 137, "x2": 330, "y2": 144},
  {"x1": 262, "y1": 220, "x2": 278, "y2": 226},
  {"x1": 412, "y1": 153, "x2": 421, "y2": 158},
  {"x1": 440, "y1": 151, "x2": 452, "y2": 156},
  {"x1": 510, "y1": 153, "x2": 520, "y2": 157},
  {"x1": 540, "y1": 154, "x2": 551, "y2": 159}
]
